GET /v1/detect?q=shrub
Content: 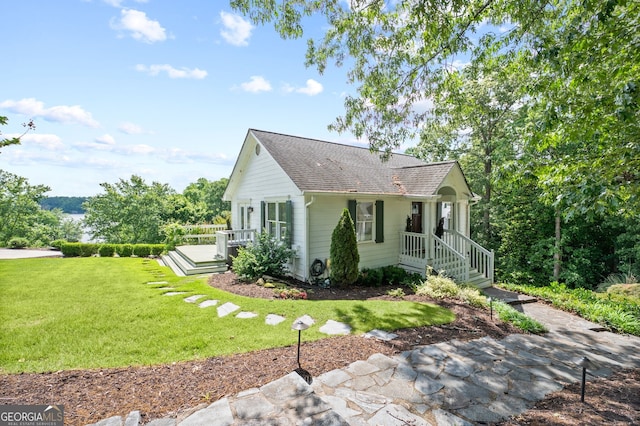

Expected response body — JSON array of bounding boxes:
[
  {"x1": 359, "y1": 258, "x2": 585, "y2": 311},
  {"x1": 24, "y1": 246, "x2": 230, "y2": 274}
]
[
  {"x1": 133, "y1": 244, "x2": 151, "y2": 257},
  {"x1": 358, "y1": 267, "x2": 383, "y2": 287},
  {"x1": 387, "y1": 288, "x2": 406, "y2": 299},
  {"x1": 382, "y1": 265, "x2": 409, "y2": 285},
  {"x1": 232, "y1": 232, "x2": 295, "y2": 279},
  {"x1": 415, "y1": 270, "x2": 460, "y2": 299},
  {"x1": 98, "y1": 244, "x2": 116, "y2": 257},
  {"x1": 162, "y1": 222, "x2": 186, "y2": 250},
  {"x1": 61, "y1": 242, "x2": 81, "y2": 257},
  {"x1": 458, "y1": 286, "x2": 486, "y2": 308},
  {"x1": 117, "y1": 244, "x2": 134, "y2": 257},
  {"x1": 7, "y1": 237, "x2": 29, "y2": 249},
  {"x1": 50, "y1": 239, "x2": 66, "y2": 250},
  {"x1": 80, "y1": 243, "x2": 99, "y2": 257},
  {"x1": 329, "y1": 208, "x2": 360, "y2": 287},
  {"x1": 150, "y1": 244, "x2": 165, "y2": 256}
]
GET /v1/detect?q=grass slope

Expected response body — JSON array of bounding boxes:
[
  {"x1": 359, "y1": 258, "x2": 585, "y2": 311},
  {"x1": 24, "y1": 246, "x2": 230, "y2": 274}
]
[{"x1": 0, "y1": 257, "x2": 454, "y2": 374}]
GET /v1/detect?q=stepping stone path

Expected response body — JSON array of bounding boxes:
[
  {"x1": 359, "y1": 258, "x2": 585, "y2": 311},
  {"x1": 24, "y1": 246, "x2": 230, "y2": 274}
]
[
  {"x1": 217, "y1": 302, "x2": 240, "y2": 317},
  {"x1": 265, "y1": 314, "x2": 286, "y2": 325},
  {"x1": 146, "y1": 281, "x2": 168, "y2": 285},
  {"x1": 364, "y1": 329, "x2": 398, "y2": 341},
  {"x1": 319, "y1": 319, "x2": 352, "y2": 335},
  {"x1": 236, "y1": 312, "x2": 258, "y2": 319},
  {"x1": 164, "y1": 292, "x2": 187, "y2": 296},
  {"x1": 198, "y1": 300, "x2": 218, "y2": 308},
  {"x1": 183, "y1": 295, "x2": 206, "y2": 303}
]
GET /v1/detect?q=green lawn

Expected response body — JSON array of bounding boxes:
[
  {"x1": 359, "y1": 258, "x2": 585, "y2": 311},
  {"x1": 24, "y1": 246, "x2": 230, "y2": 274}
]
[{"x1": 0, "y1": 257, "x2": 454, "y2": 374}]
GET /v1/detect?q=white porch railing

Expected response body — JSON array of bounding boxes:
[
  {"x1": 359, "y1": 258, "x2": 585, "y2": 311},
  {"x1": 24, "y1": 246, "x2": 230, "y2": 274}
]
[
  {"x1": 441, "y1": 230, "x2": 494, "y2": 284},
  {"x1": 215, "y1": 229, "x2": 257, "y2": 260},
  {"x1": 433, "y1": 234, "x2": 469, "y2": 281},
  {"x1": 399, "y1": 230, "x2": 494, "y2": 284},
  {"x1": 182, "y1": 224, "x2": 227, "y2": 244}
]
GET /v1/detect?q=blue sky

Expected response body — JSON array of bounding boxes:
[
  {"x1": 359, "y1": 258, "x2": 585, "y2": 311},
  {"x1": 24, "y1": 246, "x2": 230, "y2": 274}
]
[{"x1": 1, "y1": 0, "x2": 358, "y2": 196}]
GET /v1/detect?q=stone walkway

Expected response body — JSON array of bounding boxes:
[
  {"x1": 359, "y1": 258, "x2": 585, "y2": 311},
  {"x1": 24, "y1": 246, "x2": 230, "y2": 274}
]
[{"x1": 88, "y1": 287, "x2": 640, "y2": 426}]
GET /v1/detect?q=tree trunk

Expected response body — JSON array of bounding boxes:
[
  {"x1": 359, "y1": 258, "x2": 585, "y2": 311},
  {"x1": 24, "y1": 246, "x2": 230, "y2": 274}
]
[{"x1": 553, "y1": 214, "x2": 561, "y2": 281}]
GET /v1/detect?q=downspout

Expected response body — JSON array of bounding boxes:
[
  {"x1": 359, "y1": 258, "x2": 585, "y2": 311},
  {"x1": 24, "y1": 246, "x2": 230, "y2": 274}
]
[{"x1": 304, "y1": 196, "x2": 315, "y2": 283}]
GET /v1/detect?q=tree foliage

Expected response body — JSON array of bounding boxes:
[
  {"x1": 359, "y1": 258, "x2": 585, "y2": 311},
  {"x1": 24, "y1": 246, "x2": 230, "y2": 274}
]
[
  {"x1": 0, "y1": 170, "x2": 51, "y2": 246},
  {"x1": 329, "y1": 208, "x2": 360, "y2": 287},
  {"x1": 0, "y1": 116, "x2": 35, "y2": 153},
  {"x1": 83, "y1": 175, "x2": 178, "y2": 244},
  {"x1": 182, "y1": 177, "x2": 231, "y2": 223}
]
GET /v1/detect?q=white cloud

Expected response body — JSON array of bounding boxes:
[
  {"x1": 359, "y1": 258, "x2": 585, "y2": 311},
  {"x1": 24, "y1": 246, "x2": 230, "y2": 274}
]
[
  {"x1": 111, "y1": 9, "x2": 167, "y2": 44},
  {"x1": 295, "y1": 79, "x2": 323, "y2": 96},
  {"x1": 0, "y1": 98, "x2": 99, "y2": 127},
  {"x1": 219, "y1": 11, "x2": 254, "y2": 46},
  {"x1": 118, "y1": 122, "x2": 145, "y2": 134},
  {"x1": 135, "y1": 64, "x2": 208, "y2": 79},
  {"x1": 10, "y1": 133, "x2": 64, "y2": 150},
  {"x1": 95, "y1": 134, "x2": 116, "y2": 145},
  {"x1": 239, "y1": 76, "x2": 272, "y2": 93}
]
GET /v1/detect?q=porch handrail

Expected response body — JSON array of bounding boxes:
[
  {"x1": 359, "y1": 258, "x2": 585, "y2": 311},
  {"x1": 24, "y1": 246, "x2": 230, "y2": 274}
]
[
  {"x1": 442, "y1": 230, "x2": 494, "y2": 283},
  {"x1": 182, "y1": 224, "x2": 227, "y2": 244},
  {"x1": 432, "y1": 233, "x2": 469, "y2": 282},
  {"x1": 215, "y1": 229, "x2": 257, "y2": 260}
]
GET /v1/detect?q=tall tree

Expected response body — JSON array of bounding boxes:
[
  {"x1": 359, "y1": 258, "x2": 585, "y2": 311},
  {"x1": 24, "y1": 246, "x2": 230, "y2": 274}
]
[
  {"x1": 0, "y1": 170, "x2": 50, "y2": 245},
  {"x1": 408, "y1": 53, "x2": 527, "y2": 245},
  {"x1": 83, "y1": 175, "x2": 177, "y2": 244},
  {"x1": 182, "y1": 177, "x2": 231, "y2": 223},
  {"x1": 232, "y1": 0, "x2": 639, "y2": 217}
]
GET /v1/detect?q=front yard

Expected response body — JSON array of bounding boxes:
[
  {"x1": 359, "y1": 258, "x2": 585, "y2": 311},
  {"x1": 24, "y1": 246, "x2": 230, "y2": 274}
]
[{"x1": 0, "y1": 257, "x2": 454, "y2": 374}]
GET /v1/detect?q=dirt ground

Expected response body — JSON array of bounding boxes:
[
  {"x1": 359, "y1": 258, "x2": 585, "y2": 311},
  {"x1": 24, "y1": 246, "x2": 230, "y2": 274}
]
[{"x1": 1, "y1": 271, "x2": 637, "y2": 425}]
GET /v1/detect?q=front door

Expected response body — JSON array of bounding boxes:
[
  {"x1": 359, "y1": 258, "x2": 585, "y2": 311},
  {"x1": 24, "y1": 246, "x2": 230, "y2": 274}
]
[{"x1": 411, "y1": 202, "x2": 423, "y2": 233}]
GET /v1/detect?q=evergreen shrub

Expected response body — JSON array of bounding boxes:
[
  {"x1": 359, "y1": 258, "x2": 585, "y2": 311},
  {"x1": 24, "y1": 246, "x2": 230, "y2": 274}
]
[
  {"x1": 133, "y1": 244, "x2": 151, "y2": 257},
  {"x1": 232, "y1": 232, "x2": 295, "y2": 279},
  {"x1": 117, "y1": 244, "x2": 134, "y2": 257},
  {"x1": 329, "y1": 208, "x2": 359, "y2": 287}
]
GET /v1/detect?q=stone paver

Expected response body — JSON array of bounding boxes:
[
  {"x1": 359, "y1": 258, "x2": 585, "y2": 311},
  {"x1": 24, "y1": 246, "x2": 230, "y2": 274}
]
[
  {"x1": 183, "y1": 295, "x2": 206, "y2": 303},
  {"x1": 216, "y1": 302, "x2": 240, "y2": 317},
  {"x1": 84, "y1": 286, "x2": 640, "y2": 425},
  {"x1": 198, "y1": 300, "x2": 218, "y2": 308},
  {"x1": 319, "y1": 320, "x2": 352, "y2": 335}
]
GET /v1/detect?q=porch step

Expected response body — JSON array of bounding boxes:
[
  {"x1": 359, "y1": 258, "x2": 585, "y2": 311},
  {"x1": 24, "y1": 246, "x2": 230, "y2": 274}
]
[
  {"x1": 162, "y1": 248, "x2": 227, "y2": 276},
  {"x1": 467, "y1": 270, "x2": 492, "y2": 289}
]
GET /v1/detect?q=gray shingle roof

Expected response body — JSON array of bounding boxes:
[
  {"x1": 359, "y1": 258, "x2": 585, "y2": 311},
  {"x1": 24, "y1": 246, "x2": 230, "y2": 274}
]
[{"x1": 250, "y1": 129, "x2": 460, "y2": 196}]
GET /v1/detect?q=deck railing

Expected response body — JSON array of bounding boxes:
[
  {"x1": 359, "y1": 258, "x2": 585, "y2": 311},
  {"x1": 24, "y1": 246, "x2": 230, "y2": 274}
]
[
  {"x1": 182, "y1": 224, "x2": 227, "y2": 244},
  {"x1": 215, "y1": 229, "x2": 257, "y2": 260}
]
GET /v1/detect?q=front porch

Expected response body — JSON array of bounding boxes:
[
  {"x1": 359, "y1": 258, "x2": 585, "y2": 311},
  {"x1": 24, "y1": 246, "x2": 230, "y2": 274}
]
[{"x1": 399, "y1": 230, "x2": 494, "y2": 288}]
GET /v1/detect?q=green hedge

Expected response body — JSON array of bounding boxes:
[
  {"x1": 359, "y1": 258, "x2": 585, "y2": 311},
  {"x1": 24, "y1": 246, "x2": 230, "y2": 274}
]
[{"x1": 61, "y1": 243, "x2": 166, "y2": 258}]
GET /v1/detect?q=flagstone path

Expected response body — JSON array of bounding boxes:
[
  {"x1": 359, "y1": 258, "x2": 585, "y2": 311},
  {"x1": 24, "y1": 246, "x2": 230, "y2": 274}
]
[{"x1": 87, "y1": 286, "x2": 640, "y2": 426}]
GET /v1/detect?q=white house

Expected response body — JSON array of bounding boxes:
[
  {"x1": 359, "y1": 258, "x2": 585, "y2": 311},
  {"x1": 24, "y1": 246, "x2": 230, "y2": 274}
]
[{"x1": 222, "y1": 129, "x2": 493, "y2": 288}]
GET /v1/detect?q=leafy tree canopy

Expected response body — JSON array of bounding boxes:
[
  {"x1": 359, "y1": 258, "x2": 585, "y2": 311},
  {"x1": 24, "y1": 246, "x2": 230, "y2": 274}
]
[{"x1": 231, "y1": 0, "x2": 639, "y2": 217}]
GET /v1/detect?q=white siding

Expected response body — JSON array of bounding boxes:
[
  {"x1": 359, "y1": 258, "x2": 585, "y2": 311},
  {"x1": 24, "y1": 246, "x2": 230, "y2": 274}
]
[
  {"x1": 306, "y1": 195, "x2": 413, "y2": 273},
  {"x1": 228, "y1": 134, "x2": 308, "y2": 280}
]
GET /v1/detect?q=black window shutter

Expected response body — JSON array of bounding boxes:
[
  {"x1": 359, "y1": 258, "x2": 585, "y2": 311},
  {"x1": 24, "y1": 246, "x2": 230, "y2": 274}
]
[
  {"x1": 260, "y1": 201, "x2": 266, "y2": 233},
  {"x1": 285, "y1": 200, "x2": 293, "y2": 248},
  {"x1": 375, "y1": 200, "x2": 384, "y2": 243},
  {"x1": 347, "y1": 199, "x2": 357, "y2": 231}
]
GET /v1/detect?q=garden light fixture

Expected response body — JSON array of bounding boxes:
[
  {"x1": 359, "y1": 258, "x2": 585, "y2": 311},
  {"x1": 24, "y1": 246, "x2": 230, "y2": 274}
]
[
  {"x1": 291, "y1": 319, "x2": 312, "y2": 384},
  {"x1": 576, "y1": 356, "x2": 592, "y2": 403}
]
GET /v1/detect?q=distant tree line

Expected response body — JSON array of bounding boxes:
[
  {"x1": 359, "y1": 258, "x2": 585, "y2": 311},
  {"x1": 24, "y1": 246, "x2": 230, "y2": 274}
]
[{"x1": 40, "y1": 197, "x2": 88, "y2": 214}]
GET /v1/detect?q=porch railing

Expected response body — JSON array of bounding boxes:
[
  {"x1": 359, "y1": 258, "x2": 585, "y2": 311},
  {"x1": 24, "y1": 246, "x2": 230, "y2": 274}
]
[
  {"x1": 399, "y1": 231, "x2": 428, "y2": 271},
  {"x1": 399, "y1": 230, "x2": 494, "y2": 284},
  {"x1": 441, "y1": 229, "x2": 494, "y2": 284},
  {"x1": 433, "y1": 234, "x2": 469, "y2": 282},
  {"x1": 182, "y1": 224, "x2": 227, "y2": 244},
  {"x1": 215, "y1": 229, "x2": 257, "y2": 260}
]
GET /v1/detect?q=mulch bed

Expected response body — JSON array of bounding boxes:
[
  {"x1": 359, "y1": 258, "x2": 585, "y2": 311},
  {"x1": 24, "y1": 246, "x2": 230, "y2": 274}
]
[{"x1": 1, "y1": 271, "x2": 637, "y2": 425}]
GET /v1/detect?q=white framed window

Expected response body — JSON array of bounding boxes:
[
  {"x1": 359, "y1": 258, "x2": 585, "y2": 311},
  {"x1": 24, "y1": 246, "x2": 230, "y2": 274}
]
[
  {"x1": 266, "y1": 201, "x2": 288, "y2": 242},
  {"x1": 356, "y1": 201, "x2": 374, "y2": 242}
]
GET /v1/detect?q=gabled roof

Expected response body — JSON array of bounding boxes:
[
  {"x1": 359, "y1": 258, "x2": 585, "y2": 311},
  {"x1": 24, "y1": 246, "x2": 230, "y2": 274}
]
[{"x1": 249, "y1": 129, "x2": 469, "y2": 196}]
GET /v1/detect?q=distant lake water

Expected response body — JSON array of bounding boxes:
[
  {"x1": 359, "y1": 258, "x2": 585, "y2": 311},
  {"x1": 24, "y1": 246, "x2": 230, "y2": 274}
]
[{"x1": 66, "y1": 213, "x2": 93, "y2": 242}]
